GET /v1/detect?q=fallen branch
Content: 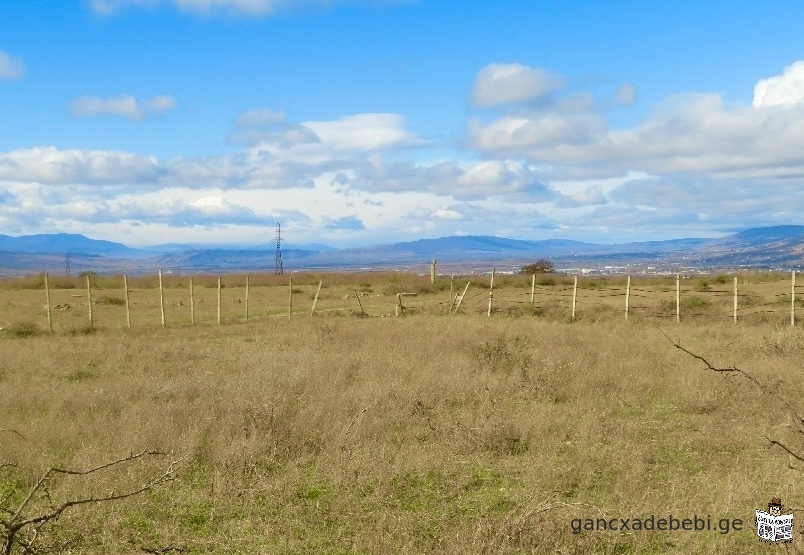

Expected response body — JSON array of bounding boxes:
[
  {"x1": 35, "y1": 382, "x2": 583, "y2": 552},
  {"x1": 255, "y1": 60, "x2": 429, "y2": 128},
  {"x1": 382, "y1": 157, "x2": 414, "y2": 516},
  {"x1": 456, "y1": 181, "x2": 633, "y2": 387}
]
[
  {"x1": 1, "y1": 450, "x2": 187, "y2": 555},
  {"x1": 661, "y1": 329, "x2": 804, "y2": 471}
]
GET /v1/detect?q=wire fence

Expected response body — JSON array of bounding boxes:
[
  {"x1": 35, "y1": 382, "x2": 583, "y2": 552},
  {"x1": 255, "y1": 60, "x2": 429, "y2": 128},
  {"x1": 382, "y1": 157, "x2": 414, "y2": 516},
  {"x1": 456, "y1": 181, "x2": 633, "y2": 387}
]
[{"x1": 1, "y1": 269, "x2": 803, "y2": 334}]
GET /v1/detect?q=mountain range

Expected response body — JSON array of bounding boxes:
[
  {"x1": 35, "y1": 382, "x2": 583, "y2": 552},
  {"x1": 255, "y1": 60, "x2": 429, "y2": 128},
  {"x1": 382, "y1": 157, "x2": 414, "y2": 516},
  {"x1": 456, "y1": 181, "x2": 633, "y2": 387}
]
[{"x1": 1, "y1": 225, "x2": 804, "y2": 275}]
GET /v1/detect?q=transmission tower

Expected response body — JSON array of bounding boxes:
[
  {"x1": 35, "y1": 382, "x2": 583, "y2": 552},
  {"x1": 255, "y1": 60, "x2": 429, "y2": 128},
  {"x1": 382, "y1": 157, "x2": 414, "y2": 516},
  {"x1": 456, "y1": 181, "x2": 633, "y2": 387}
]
[{"x1": 275, "y1": 223, "x2": 283, "y2": 275}]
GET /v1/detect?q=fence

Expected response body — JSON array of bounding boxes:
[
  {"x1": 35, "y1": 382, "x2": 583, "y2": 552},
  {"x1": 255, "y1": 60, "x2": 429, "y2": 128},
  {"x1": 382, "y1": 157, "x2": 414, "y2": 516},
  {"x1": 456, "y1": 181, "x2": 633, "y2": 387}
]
[{"x1": 1, "y1": 269, "x2": 803, "y2": 334}]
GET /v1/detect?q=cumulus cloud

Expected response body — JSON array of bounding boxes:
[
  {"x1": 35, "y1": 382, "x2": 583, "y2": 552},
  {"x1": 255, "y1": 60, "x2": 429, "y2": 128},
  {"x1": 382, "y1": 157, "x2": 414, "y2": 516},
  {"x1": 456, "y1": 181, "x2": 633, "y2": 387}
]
[
  {"x1": 304, "y1": 113, "x2": 426, "y2": 151},
  {"x1": 325, "y1": 215, "x2": 365, "y2": 230},
  {"x1": 236, "y1": 108, "x2": 286, "y2": 127},
  {"x1": 472, "y1": 63, "x2": 563, "y2": 107},
  {"x1": 0, "y1": 147, "x2": 163, "y2": 185},
  {"x1": 753, "y1": 60, "x2": 804, "y2": 108},
  {"x1": 342, "y1": 158, "x2": 552, "y2": 200},
  {"x1": 70, "y1": 94, "x2": 177, "y2": 120},
  {"x1": 469, "y1": 82, "x2": 804, "y2": 181},
  {"x1": 0, "y1": 51, "x2": 25, "y2": 80}
]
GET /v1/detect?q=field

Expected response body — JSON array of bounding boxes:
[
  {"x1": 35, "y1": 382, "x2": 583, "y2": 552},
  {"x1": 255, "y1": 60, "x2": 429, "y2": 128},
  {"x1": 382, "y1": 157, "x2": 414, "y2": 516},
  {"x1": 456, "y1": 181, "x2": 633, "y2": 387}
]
[{"x1": 1, "y1": 271, "x2": 803, "y2": 554}]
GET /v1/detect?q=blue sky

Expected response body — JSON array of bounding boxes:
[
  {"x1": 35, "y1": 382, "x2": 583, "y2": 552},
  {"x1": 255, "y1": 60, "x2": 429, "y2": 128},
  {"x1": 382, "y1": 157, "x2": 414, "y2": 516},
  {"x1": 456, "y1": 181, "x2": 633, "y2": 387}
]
[{"x1": 2, "y1": 1, "x2": 804, "y2": 248}]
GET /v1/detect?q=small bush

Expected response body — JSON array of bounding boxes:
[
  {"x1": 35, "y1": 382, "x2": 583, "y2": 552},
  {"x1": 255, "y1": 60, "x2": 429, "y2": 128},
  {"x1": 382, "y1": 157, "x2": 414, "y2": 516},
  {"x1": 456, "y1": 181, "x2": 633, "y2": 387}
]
[
  {"x1": 95, "y1": 296, "x2": 125, "y2": 305},
  {"x1": 695, "y1": 281, "x2": 710, "y2": 292},
  {"x1": 5, "y1": 321, "x2": 42, "y2": 337},
  {"x1": 537, "y1": 278, "x2": 556, "y2": 286},
  {"x1": 714, "y1": 275, "x2": 727, "y2": 284}
]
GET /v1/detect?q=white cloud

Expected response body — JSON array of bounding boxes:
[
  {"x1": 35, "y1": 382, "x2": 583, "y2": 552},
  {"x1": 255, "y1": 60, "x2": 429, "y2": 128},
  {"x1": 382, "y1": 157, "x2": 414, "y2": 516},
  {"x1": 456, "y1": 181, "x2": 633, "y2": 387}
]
[
  {"x1": 472, "y1": 63, "x2": 563, "y2": 106},
  {"x1": 303, "y1": 113, "x2": 426, "y2": 151},
  {"x1": 753, "y1": 61, "x2": 804, "y2": 108},
  {"x1": 614, "y1": 84, "x2": 636, "y2": 106},
  {"x1": 344, "y1": 158, "x2": 552, "y2": 200},
  {"x1": 0, "y1": 147, "x2": 163, "y2": 185},
  {"x1": 0, "y1": 51, "x2": 25, "y2": 80},
  {"x1": 70, "y1": 94, "x2": 177, "y2": 120},
  {"x1": 236, "y1": 108, "x2": 286, "y2": 127},
  {"x1": 469, "y1": 87, "x2": 804, "y2": 181}
]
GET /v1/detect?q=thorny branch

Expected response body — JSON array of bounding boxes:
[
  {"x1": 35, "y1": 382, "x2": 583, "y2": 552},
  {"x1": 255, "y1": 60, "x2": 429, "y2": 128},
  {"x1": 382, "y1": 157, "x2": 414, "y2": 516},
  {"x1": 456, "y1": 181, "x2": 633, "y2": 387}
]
[
  {"x1": 1, "y1": 450, "x2": 187, "y2": 555},
  {"x1": 661, "y1": 329, "x2": 804, "y2": 469}
]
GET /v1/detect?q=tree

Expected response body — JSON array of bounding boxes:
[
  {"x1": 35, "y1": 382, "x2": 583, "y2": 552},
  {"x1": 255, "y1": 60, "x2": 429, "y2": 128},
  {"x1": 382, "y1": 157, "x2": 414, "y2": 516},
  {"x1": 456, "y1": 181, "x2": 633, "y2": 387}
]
[{"x1": 520, "y1": 259, "x2": 554, "y2": 275}]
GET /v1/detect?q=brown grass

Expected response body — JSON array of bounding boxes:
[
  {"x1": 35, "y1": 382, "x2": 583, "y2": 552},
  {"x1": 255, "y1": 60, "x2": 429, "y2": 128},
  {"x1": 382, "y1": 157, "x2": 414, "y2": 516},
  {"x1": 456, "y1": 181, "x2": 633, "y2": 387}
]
[{"x1": 0, "y1": 272, "x2": 802, "y2": 553}]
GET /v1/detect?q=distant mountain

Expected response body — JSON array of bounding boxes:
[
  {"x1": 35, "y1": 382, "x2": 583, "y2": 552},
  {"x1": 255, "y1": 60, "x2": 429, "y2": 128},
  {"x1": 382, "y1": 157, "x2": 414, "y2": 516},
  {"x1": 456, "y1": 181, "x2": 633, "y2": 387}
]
[
  {"x1": 4, "y1": 225, "x2": 804, "y2": 275},
  {"x1": 0, "y1": 233, "x2": 142, "y2": 257}
]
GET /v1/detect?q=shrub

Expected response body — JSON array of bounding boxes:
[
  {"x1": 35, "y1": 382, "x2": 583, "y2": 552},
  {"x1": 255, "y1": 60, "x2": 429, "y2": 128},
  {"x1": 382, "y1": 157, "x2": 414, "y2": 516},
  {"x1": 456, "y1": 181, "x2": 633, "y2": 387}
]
[
  {"x1": 96, "y1": 296, "x2": 126, "y2": 305},
  {"x1": 5, "y1": 321, "x2": 42, "y2": 337}
]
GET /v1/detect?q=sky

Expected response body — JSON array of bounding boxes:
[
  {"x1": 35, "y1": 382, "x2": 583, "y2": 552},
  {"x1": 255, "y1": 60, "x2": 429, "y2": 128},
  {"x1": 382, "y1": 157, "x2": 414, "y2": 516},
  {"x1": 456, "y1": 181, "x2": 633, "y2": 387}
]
[{"x1": 2, "y1": 1, "x2": 804, "y2": 248}]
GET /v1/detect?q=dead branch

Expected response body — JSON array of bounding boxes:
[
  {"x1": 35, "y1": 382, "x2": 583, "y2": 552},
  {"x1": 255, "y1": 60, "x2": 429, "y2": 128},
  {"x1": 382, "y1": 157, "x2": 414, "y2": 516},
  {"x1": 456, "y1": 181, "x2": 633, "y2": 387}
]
[
  {"x1": 1, "y1": 450, "x2": 187, "y2": 555},
  {"x1": 660, "y1": 329, "x2": 804, "y2": 431},
  {"x1": 0, "y1": 430, "x2": 26, "y2": 442},
  {"x1": 764, "y1": 436, "x2": 804, "y2": 464},
  {"x1": 661, "y1": 329, "x2": 804, "y2": 470}
]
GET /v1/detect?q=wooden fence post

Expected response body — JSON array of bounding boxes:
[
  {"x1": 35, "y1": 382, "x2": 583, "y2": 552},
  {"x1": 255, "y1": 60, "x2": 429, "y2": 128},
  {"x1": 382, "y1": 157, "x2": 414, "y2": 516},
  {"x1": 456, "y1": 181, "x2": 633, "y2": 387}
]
[
  {"x1": 44, "y1": 272, "x2": 52, "y2": 333},
  {"x1": 733, "y1": 276, "x2": 738, "y2": 324},
  {"x1": 431, "y1": 259, "x2": 436, "y2": 284},
  {"x1": 396, "y1": 292, "x2": 403, "y2": 317},
  {"x1": 189, "y1": 276, "x2": 195, "y2": 325},
  {"x1": 288, "y1": 278, "x2": 292, "y2": 318},
  {"x1": 123, "y1": 273, "x2": 131, "y2": 329},
  {"x1": 792, "y1": 270, "x2": 796, "y2": 327},
  {"x1": 86, "y1": 274, "x2": 94, "y2": 329},
  {"x1": 571, "y1": 276, "x2": 577, "y2": 321},
  {"x1": 217, "y1": 276, "x2": 222, "y2": 325},
  {"x1": 625, "y1": 275, "x2": 631, "y2": 320},
  {"x1": 354, "y1": 289, "x2": 365, "y2": 315},
  {"x1": 245, "y1": 275, "x2": 249, "y2": 322},
  {"x1": 530, "y1": 274, "x2": 535, "y2": 306},
  {"x1": 487, "y1": 267, "x2": 495, "y2": 317},
  {"x1": 453, "y1": 282, "x2": 470, "y2": 313},
  {"x1": 449, "y1": 274, "x2": 454, "y2": 308},
  {"x1": 311, "y1": 280, "x2": 322, "y2": 315},
  {"x1": 158, "y1": 268, "x2": 165, "y2": 328},
  {"x1": 676, "y1": 274, "x2": 680, "y2": 323}
]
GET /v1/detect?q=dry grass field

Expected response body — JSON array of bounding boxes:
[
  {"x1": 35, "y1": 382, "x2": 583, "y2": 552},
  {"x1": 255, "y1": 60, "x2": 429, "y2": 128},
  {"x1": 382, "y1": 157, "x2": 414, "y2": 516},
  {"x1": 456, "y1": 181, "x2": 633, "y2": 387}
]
[{"x1": 1, "y1": 271, "x2": 803, "y2": 554}]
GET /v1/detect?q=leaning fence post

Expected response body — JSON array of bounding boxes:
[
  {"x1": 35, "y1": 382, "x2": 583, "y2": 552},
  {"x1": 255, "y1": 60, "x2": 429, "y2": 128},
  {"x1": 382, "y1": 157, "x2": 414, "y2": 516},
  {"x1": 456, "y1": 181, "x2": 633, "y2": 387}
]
[
  {"x1": 733, "y1": 276, "x2": 738, "y2": 324},
  {"x1": 792, "y1": 270, "x2": 796, "y2": 327},
  {"x1": 676, "y1": 274, "x2": 681, "y2": 323},
  {"x1": 530, "y1": 274, "x2": 535, "y2": 306},
  {"x1": 571, "y1": 276, "x2": 577, "y2": 321},
  {"x1": 487, "y1": 267, "x2": 495, "y2": 317},
  {"x1": 354, "y1": 289, "x2": 365, "y2": 315},
  {"x1": 86, "y1": 274, "x2": 94, "y2": 329},
  {"x1": 311, "y1": 280, "x2": 322, "y2": 315},
  {"x1": 123, "y1": 273, "x2": 131, "y2": 329},
  {"x1": 44, "y1": 272, "x2": 53, "y2": 333},
  {"x1": 158, "y1": 268, "x2": 166, "y2": 328},
  {"x1": 453, "y1": 282, "x2": 470, "y2": 313},
  {"x1": 625, "y1": 275, "x2": 631, "y2": 320}
]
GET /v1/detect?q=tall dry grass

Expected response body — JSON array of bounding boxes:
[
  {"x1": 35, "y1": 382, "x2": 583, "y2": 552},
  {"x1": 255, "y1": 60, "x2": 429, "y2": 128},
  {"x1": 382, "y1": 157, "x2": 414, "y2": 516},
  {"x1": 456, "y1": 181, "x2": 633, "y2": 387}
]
[{"x1": 1, "y1": 312, "x2": 801, "y2": 553}]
